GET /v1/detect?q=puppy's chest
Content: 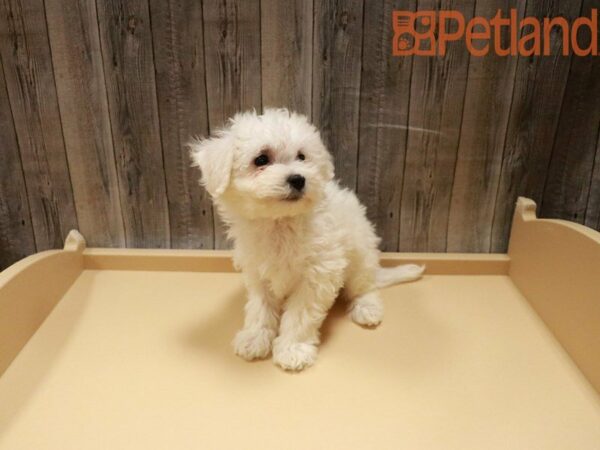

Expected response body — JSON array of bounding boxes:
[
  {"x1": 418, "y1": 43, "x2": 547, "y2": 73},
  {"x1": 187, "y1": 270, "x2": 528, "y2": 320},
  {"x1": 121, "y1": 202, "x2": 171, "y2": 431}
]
[
  {"x1": 258, "y1": 257, "x2": 299, "y2": 298},
  {"x1": 238, "y1": 225, "x2": 308, "y2": 298}
]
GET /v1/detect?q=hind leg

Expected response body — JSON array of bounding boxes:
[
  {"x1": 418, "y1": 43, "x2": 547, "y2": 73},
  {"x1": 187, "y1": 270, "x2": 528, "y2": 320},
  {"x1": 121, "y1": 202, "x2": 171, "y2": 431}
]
[
  {"x1": 345, "y1": 258, "x2": 383, "y2": 327},
  {"x1": 350, "y1": 291, "x2": 383, "y2": 327}
]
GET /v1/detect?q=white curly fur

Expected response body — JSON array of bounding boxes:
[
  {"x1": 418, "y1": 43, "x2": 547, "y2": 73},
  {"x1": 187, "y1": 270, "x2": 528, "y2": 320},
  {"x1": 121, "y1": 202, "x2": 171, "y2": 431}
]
[{"x1": 191, "y1": 109, "x2": 423, "y2": 371}]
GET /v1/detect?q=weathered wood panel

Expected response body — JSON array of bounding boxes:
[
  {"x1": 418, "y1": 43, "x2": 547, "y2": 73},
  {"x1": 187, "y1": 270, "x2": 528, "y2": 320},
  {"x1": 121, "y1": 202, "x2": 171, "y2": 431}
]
[
  {"x1": 97, "y1": 0, "x2": 170, "y2": 248},
  {"x1": 0, "y1": 55, "x2": 36, "y2": 268},
  {"x1": 312, "y1": 0, "x2": 364, "y2": 190},
  {"x1": 261, "y1": 0, "x2": 313, "y2": 116},
  {"x1": 149, "y1": 0, "x2": 214, "y2": 249},
  {"x1": 585, "y1": 127, "x2": 600, "y2": 231},
  {"x1": 0, "y1": 0, "x2": 599, "y2": 268},
  {"x1": 356, "y1": 0, "x2": 415, "y2": 252},
  {"x1": 203, "y1": 0, "x2": 261, "y2": 128},
  {"x1": 0, "y1": 0, "x2": 78, "y2": 251},
  {"x1": 399, "y1": 0, "x2": 475, "y2": 252},
  {"x1": 491, "y1": 0, "x2": 584, "y2": 252},
  {"x1": 45, "y1": 0, "x2": 125, "y2": 248},
  {"x1": 446, "y1": 0, "x2": 525, "y2": 252},
  {"x1": 203, "y1": 0, "x2": 262, "y2": 248},
  {"x1": 541, "y1": 0, "x2": 600, "y2": 225}
]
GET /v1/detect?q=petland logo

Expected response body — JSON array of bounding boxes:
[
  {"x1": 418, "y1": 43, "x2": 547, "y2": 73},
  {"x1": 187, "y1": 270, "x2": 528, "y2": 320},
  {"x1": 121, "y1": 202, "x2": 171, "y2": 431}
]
[{"x1": 393, "y1": 9, "x2": 598, "y2": 56}]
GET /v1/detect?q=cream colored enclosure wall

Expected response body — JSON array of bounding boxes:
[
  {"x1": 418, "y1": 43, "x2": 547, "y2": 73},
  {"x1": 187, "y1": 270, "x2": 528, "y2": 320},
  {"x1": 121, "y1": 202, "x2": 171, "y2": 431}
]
[
  {"x1": 1, "y1": 199, "x2": 600, "y2": 450},
  {"x1": 1, "y1": 198, "x2": 599, "y2": 395}
]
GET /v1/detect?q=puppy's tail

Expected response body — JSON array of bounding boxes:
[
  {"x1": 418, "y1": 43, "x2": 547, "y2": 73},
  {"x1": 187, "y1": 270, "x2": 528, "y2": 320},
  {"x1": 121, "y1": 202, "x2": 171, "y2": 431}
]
[{"x1": 376, "y1": 264, "x2": 424, "y2": 289}]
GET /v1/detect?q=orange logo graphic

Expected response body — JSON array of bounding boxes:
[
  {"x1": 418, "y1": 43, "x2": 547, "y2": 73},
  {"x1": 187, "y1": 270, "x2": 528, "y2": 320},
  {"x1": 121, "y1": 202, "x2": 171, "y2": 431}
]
[{"x1": 393, "y1": 9, "x2": 598, "y2": 57}]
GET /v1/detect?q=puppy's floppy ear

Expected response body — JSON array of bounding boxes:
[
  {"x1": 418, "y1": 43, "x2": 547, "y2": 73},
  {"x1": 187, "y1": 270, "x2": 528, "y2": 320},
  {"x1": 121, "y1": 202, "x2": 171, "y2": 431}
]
[
  {"x1": 323, "y1": 153, "x2": 335, "y2": 181},
  {"x1": 189, "y1": 134, "x2": 234, "y2": 198},
  {"x1": 317, "y1": 138, "x2": 335, "y2": 181}
]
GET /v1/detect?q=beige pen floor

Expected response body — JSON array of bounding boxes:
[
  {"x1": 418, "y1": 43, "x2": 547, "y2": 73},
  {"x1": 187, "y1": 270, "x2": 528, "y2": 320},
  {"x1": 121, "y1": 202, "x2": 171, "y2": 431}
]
[{"x1": 1, "y1": 270, "x2": 599, "y2": 450}]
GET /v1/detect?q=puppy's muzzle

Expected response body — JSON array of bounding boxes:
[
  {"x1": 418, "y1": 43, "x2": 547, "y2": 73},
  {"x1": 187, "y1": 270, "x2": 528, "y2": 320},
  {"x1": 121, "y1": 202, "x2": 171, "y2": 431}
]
[
  {"x1": 287, "y1": 174, "x2": 305, "y2": 192},
  {"x1": 285, "y1": 174, "x2": 305, "y2": 200}
]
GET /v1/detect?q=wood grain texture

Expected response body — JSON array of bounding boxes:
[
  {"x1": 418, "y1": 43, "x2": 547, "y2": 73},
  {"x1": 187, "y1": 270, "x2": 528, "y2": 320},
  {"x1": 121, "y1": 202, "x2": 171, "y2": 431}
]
[
  {"x1": 0, "y1": 0, "x2": 78, "y2": 251},
  {"x1": 45, "y1": 0, "x2": 125, "y2": 248},
  {"x1": 399, "y1": 0, "x2": 475, "y2": 252},
  {"x1": 491, "y1": 0, "x2": 584, "y2": 252},
  {"x1": 585, "y1": 127, "x2": 600, "y2": 231},
  {"x1": 312, "y1": 0, "x2": 364, "y2": 190},
  {"x1": 261, "y1": 0, "x2": 313, "y2": 116},
  {"x1": 446, "y1": 0, "x2": 524, "y2": 253},
  {"x1": 540, "y1": 0, "x2": 600, "y2": 226},
  {"x1": 1, "y1": 2, "x2": 599, "y2": 265},
  {"x1": 203, "y1": 0, "x2": 261, "y2": 128},
  {"x1": 149, "y1": 0, "x2": 214, "y2": 249},
  {"x1": 0, "y1": 55, "x2": 36, "y2": 268},
  {"x1": 585, "y1": 124, "x2": 600, "y2": 231},
  {"x1": 356, "y1": 0, "x2": 415, "y2": 252},
  {"x1": 203, "y1": 0, "x2": 262, "y2": 249},
  {"x1": 97, "y1": 0, "x2": 170, "y2": 248}
]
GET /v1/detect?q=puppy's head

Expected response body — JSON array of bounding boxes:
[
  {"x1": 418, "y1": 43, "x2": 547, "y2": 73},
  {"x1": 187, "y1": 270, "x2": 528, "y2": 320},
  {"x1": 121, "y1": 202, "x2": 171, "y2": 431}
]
[{"x1": 190, "y1": 109, "x2": 334, "y2": 219}]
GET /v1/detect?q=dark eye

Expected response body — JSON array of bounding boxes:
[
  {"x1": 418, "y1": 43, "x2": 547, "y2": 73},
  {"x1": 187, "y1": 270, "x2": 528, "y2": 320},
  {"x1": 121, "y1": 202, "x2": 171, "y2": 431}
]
[
  {"x1": 254, "y1": 154, "x2": 270, "y2": 167},
  {"x1": 297, "y1": 152, "x2": 305, "y2": 161}
]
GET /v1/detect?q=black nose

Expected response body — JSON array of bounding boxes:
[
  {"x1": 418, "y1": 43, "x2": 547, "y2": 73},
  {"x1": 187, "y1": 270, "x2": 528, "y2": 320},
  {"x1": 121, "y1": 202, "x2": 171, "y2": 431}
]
[{"x1": 287, "y1": 174, "x2": 305, "y2": 191}]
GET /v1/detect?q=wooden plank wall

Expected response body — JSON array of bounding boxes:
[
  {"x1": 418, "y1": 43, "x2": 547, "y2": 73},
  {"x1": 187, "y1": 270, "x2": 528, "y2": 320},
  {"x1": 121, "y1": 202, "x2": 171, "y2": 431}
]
[{"x1": 0, "y1": 0, "x2": 599, "y2": 268}]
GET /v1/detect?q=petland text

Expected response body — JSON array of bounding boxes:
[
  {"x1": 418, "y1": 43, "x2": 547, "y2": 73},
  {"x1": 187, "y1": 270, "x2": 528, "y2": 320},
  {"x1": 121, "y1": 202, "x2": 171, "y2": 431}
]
[{"x1": 393, "y1": 9, "x2": 598, "y2": 57}]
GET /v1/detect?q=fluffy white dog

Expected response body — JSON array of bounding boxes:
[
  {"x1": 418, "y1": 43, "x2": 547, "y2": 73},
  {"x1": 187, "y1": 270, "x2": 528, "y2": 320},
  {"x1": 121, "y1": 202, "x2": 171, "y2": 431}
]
[{"x1": 191, "y1": 109, "x2": 423, "y2": 371}]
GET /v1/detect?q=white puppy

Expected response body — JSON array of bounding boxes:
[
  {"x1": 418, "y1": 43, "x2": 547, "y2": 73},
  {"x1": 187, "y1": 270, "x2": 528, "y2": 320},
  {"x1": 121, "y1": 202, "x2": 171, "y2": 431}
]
[{"x1": 191, "y1": 109, "x2": 423, "y2": 371}]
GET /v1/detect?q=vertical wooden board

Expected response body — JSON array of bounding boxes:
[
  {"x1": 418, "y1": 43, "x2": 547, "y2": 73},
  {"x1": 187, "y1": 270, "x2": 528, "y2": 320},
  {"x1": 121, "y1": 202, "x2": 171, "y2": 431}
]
[
  {"x1": 312, "y1": 0, "x2": 364, "y2": 190},
  {"x1": 203, "y1": 0, "x2": 261, "y2": 128},
  {"x1": 0, "y1": 0, "x2": 78, "y2": 251},
  {"x1": 149, "y1": 0, "x2": 214, "y2": 249},
  {"x1": 45, "y1": 0, "x2": 125, "y2": 248},
  {"x1": 203, "y1": 0, "x2": 262, "y2": 249},
  {"x1": 541, "y1": 0, "x2": 600, "y2": 225},
  {"x1": 356, "y1": 0, "x2": 415, "y2": 251},
  {"x1": 446, "y1": 1, "x2": 525, "y2": 253},
  {"x1": 585, "y1": 127, "x2": 600, "y2": 231},
  {"x1": 399, "y1": 0, "x2": 475, "y2": 252},
  {"x1": 97, "y1": 0, "x2": 170, "y2": 248},
  {"x1": 491, "y1": 0, "x2": 583, "y2": 252},
  {"x1": 261, "y1": 0, "x2": 313, "y2": 116},
  {"x1": 0, "y1": 56, "x2": 36, "y2": 269}
]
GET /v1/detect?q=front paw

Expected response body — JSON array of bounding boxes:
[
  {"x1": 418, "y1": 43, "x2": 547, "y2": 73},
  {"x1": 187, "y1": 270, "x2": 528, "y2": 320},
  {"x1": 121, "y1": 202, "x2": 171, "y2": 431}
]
[
  {"x1": 272, "y1": 339, "x2": 317, "y2": 371},
  {"x1": 233, "y1": 328, "x2": 276, "y2": 361}
]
